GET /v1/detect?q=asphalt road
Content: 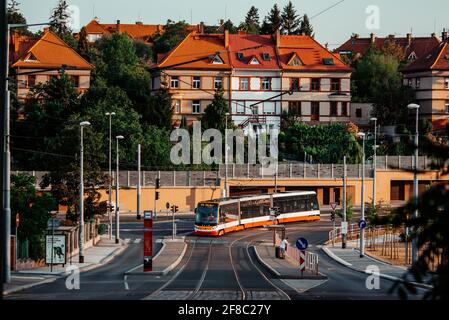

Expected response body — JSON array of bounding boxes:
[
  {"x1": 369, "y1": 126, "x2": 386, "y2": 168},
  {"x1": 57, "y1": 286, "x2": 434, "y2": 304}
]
[{"x1": 6, "y1": 215, "x2": 426, "y2": 300}]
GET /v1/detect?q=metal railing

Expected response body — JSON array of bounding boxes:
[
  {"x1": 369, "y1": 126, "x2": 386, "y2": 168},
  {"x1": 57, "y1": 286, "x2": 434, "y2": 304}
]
[{"x1": 275, "y1": 233, "x2": 319, "y2": 275}]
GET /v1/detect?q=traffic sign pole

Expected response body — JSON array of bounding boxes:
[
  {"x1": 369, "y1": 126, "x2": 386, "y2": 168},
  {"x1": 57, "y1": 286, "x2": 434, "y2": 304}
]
[{"x1": 143, "y1": 211, "x2": 153, "y2": 272}]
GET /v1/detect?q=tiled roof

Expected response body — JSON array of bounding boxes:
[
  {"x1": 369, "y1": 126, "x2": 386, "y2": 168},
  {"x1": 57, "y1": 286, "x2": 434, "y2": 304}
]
[
  {"x1": 402, "y1": 40, "x2": 449, "y2": 72},
  {"x1": 156, "y1": 33, "x2": 230, "y2": 70},
  {"x1": 229, "y1": 34, "x2": 279, "y2": 69},
  {"x1": 337, "y1": 35, "x2": 440, "y2": 60},
  {"x1": 278, "y1": 35, "x2": 351, "y2": 71},
  {"x1": 11, "y1": 30, "x2": 93, "y2": 70}
]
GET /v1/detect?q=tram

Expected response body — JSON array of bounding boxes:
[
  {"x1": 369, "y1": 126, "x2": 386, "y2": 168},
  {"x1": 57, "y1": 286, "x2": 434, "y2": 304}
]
[{"x1": 194, "y1": 191, "x2": 320, "y2": 236}]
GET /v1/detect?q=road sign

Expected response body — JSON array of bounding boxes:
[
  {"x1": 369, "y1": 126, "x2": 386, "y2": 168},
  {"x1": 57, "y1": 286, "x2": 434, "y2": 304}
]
[
  {"x1": 341, "y1": 222, "x2": 348, "y2": 235},
  {"x1": 45, "y1": 234, "x2": 66, "y2": 265},
  {"x1": 330, "y1": 202, "x2": 338, "y2": 211},
  {"x1": 299, "y1": 250, "x2": 306, "y2": 272},
  {"x1": 359, "y1": 220, "x2": 367, "y2": 230},
  {"x1": 296, "y1": 237, "x2": 309, "y2": 251},
  {"x1": 16, "y1": 213, "x2": 20, "y2": 228}
]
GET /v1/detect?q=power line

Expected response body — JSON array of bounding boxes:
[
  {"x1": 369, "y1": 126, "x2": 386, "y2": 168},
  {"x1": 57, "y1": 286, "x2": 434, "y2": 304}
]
[{"x1": 310, "y1": 0, "x2": 346, "y2": 20}]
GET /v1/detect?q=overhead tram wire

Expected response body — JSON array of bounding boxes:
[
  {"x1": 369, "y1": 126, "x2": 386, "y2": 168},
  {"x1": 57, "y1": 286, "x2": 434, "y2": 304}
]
[{"x1": 310, "y1": 0, "x2": 346, "y2": 20}]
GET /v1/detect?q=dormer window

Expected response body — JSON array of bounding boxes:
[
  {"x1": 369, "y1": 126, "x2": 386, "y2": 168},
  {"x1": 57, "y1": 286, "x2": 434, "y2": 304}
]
[
  {"x1": 211, "y1": 54, "x2": 224, "y2": 64},
  {"x1": 288, "y1": 53, "x2": 303, "y2": 66},
  {"x1": 262, "y1": 53, "x2": 270, "y2": 61},
  {"x1": 408, "y1": 52, "x2": 417, "y2": 61},
  {"x1": 237, "y1": 52, "x2": 244, "y2": 61},
  {"x1": 323, "y1": 58, "x2": 335, "y2": 65},
  {"x1": 24, "y1": 53, "x2": 38, "y2": 62},
  {"x1": 249, "y1": 56, "x2": 260, "y2": 65}
]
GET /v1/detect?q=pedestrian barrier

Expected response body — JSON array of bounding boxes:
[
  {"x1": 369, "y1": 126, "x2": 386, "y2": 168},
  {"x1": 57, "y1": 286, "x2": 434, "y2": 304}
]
[{"x1": 275, "y1": 233, "x2": 319, "y2": 275}]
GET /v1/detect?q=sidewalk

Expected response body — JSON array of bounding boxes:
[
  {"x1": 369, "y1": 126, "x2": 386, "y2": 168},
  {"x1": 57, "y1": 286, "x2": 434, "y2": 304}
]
[
  {"x1": 253, "y1": 243, "x2": 327, "y2": 280},
  {"x1": 3, "y1": 236, "x2": 127, "y2": 296},
  {"x1": 124, "y1": 237, "x2": 187, "y2": 276},
  {"x1": 322, "y1": 240, "x2": 432, "y2": 289}
]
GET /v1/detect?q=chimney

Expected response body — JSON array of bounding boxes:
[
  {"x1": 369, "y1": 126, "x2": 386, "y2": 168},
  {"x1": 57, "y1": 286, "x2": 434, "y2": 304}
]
[
  {"x1": 43, "y1": 27, "x2": 50, "y2": 34},
  {"x1": 219, "y1": 19, "x2": 224, "y2": 26},
  {"x1": 370, "y1": 33, "x2": 376, "y2": 44},
  {"x1": 442, "y1": 29, "x2": 448, "y2": 41},
  {"x1": 352, "y1": 33, "x2": 359, "y2": 39},
  {"x1": 116, "y1": 20, "x2": 121, "y2": 33},
  {"x1": 135, "y1": 21, "x2": 143, "y2": 25},
  {"x1": 198, "y1": 22, "x2": 204, "y2": 34},
  {"x1": 224, "y1": 29, "x2": 229, "y2": 49},
  {"x1": 407, "y1": 33, "x2": 412, "y2": 46},
  {"x1": 275, "y1": 29, "x2": 281, "y2": 47},
  {"x1": 388, "y1": 34, "x2": 395, "y2": 40}
]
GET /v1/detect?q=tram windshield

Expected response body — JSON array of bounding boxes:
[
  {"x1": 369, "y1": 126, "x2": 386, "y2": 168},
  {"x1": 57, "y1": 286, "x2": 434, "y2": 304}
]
[{"x1": 195, "y1": 203, "x2": 219, "y2": 226}]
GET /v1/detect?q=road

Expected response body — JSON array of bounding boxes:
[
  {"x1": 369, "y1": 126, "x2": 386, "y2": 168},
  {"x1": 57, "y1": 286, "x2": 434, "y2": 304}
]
[{"x1": 6, "y1": 215, "x2": 425, "y2": 300}]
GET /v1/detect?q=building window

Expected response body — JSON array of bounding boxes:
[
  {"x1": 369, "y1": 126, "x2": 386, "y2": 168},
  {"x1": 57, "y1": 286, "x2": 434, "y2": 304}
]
[
  {"x1": 288, "y1": 101, "x2": 301, "y2": 116},
  {"x1": 192, "y1": 100, "x2": 200, "y2": 114},
  {"x1": 416, "y1": 78, "x2": 421, "y2": 89},
  {"x1": 330, "y1": 102, "x2": 338, "y2": 116},
  {"x1": 356, "y1": 108, "x2": 362, "y2": 118},
  {"x1": 342, "y1": 102, "x2": 348, "y2": 116},
  {"x1": 445, "y1": 78, "x2": 449, "y2": 89},
  {"x1": 291, "y1": 78, "x2": 300, "y2": 91},
  {"x1": 261, "y1": 77, "x2": 271, "y2": 90},
  {"x1": 311, "y1": 102, "x2": 320, "y2": 120},
  {"x1": 445, "y1": 101, "x2": 449, "y2": 114},
  {"x1": 171, "y1": 76, "x2": 179, "y2": 88},
  {"x1": 174, "y1": 100, "x2": 181, "y2": 113},
  {"x1": 330, "y1": 78, "x2": 340, "y2": 92},
  {"x1": 236, "y1": 101, "x2": 245, "y2": 114},
  {"x1": 391, "y1": 181, "x2": 405, "y2": 201},
  {"x1": 214, "y1": 77, "x2": 223, "y2": 89},
  {"x1": 264, "y1": 102, "x2": 275, "y2": 114},
  {"x1": 407, "y1": 78, "x2": 413, "y2": 87},
  {"x1": 311, "y1": 78, "x2": 321, "y2": 91},
  {"x1": 192, "y1": 76, "x2": 201, "y2": 89},
  {"x1": 27, "y1": 75, "x2": 36, "y2": 87},
  {"x1": 240, "y1": 77, "x2": 249, "y2": 90},
  {"x1": 70, "y1": 75, "x2": 80, "y2": 88}
]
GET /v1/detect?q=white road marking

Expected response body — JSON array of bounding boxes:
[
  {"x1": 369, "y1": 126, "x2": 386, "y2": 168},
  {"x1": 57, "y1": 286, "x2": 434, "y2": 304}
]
[
  {"x1": 124, "y1": 275, "x2": 130, "y2": 290},
  {"x1": 134, "y1": 238, "x2": 142, "y2": 244}
]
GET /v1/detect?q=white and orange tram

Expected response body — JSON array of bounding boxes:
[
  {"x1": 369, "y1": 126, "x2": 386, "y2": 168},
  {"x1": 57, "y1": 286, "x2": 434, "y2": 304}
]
[{"x1": 194, "y1": 191, "x2": 320, "y2": 236}]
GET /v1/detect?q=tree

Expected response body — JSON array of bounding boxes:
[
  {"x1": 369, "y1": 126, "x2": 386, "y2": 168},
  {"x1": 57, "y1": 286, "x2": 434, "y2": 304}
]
[
  {"x1": 261, "y1": 4, "x2": 282, "y2": 35},
  {"x1": 49, "y1": 0, "x2": 77, "y2": 48},
  {"x1": 11, "y1": 174, "x2": 56, "y2": 259},
  {"x1": 77, "y1": 27, "x2": 89, "y2": 59},
  {"x1": 7, "y1": 0, "x2": 27, "y2": 26},
  {"x1": 281, "y1": 1, "x2": 301, "y2": 35},
  {"x1": 351, "y1": 48, "x2": 415, "y2": 125},
  {"x1": 298, "y1": 14, "x2": 314, "y2": 37},
  {"x1": 201, "y1": 86, "x2": 229, "y2": 133},
  {"x1": 240, "y1": 6, "x2": 260, "y2": 34},
  {"x1": 147, "y1": 87, "x2": 174, "y2": 131},
  {"x1": 153, "y1": 20, "x2": 190, "y2": 55},
  {"x1": 336, "y1": 196, "x2": 354, "y2": 222},
  {"x1": 381, "y1": 39, "x2": 406, "y2": 62},
  {"x1": 223, "y1": 19, "x2": 238, "y2": 34}
]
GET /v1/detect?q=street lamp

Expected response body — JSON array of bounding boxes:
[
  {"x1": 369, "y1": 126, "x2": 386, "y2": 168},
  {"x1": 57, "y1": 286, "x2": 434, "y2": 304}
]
[
  {"x1": 105, "y1": 112, "x2": 116, "y2": 239},
  {"x1": 224, "y1": 112, "x2": 230, "y2": 198},
  {"x1": 357, "y1": 132, "x2": 366, "y2": 258},
  {"x1": 370, "y1": 117, "x2": 378, "y2": 206},
  {"x1": 115, "y1": 135, "x2": 124, "y2": 244},
  {"x1": 408, "y1": 103, "x2": 420, "y2": 264},
  {"x1": 79, "y1": 121, "x2": 91, "y2": 263}
]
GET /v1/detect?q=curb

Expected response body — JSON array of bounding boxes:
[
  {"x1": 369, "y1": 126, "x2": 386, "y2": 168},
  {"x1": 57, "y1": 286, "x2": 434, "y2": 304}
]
[
  {"x1": 124, "y1": 241, "x2": 187, "y2": 276},
  {"x1": 321, "y1": 245, "x2": 433, "y2": 290},
  {"x1": 253, "y1": 246, "x2": 327, "y2": 280},
  {"x1": 3, "y1": 244, "x2": 128, "y2": 296}
]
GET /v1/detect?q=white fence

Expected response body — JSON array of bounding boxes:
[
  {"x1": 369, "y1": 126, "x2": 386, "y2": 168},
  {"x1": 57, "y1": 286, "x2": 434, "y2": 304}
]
[{"x1": 275, "y1": 233, "x2": 319, "y2": 275}]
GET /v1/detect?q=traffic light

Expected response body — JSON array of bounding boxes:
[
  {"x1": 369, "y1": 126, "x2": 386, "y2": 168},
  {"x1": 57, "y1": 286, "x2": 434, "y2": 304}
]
[
  {"x1": 155, "y1": 191, "x2": 160, "y2": 200},
  {"x1": 155, "y1": 178, "x2": 161, "y2": 189},
  {"x1": 171, "y1": 205, "x2": 179, "y2": 213}
]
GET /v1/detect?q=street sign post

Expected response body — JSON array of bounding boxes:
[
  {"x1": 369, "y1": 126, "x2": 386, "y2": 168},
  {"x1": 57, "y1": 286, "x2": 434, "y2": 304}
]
[
  {"x1": 143, "y1": 210, "x2": 153, "y2": 272},
  {"x1": 299, "y1": 250, "x2": 306, "y2": 275},
  {"x1": 296, "y1": 237, "x2": 309, "y2": 251},
  {"x1": 359, "y1": 220, "x2": 367, "y2": 230},
  {"x1": 330, "y1": 203, "x2": 338, "y2": 246},
  {"x1": 330, "y1": 202, "x2": 338, "y2": 211},
  {"x1": 341, "y1": 221, "x2": 348, "y2": 235}
]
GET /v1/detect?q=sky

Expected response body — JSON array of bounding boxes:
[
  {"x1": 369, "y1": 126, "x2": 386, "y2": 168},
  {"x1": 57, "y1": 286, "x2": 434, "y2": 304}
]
[{"x1": 16, "y1": 0, "x2": 449, "y2": 49}]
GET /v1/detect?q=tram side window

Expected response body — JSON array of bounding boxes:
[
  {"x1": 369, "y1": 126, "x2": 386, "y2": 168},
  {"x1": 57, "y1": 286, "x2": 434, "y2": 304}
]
[
  {"x1": 240, "y1": 199, "x2": 270, "y2": 219},
  {"x1": 274, "y1": 196, "x2": 313, "y2": 213},
  {"x1": 220, "y1": 203, "x2": 239, "y2": 223}
]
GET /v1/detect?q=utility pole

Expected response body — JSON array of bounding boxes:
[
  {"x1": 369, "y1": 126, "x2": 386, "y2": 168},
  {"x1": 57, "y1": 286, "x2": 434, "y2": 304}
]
[
  {"x1": 137, "y1": 144, "x2": 141, "y2": 220},
  {"x1": 224, "y1": 113, "x2": 229, "y2": 198},
  {"x1": 105, "y1": 112, "x2": 115, "y2": 239},
  {"x1": 79, "y1": 121, "x2": 91, "y2": 263},
  {"x1": 342, "y1": 156, "x2": 347, "y2": 249},
  {"x1": 115, "y1": 135, "x2": 124, "y2": 244},
  {"x1": 0, "y1": 0, "x2": 6, "y2": 292},
  {"x1": 370, "y1": 118, "x2": 377, "y2": 206},
  {"x1": 358, "y1": 132, "x2": 366, "y2": 258}
]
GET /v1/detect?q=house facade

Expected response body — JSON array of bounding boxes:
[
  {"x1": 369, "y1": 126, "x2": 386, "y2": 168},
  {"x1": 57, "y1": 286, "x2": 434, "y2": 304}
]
[
  {"x1": 10, "y1": 29, "x2": 93, "y2": 102},
  {"x1": 150, "y1": 32, "x2": 231, "y2": 127},
  {"x1": 402, "y1": 37, "x2": 449, "y2": 132}
]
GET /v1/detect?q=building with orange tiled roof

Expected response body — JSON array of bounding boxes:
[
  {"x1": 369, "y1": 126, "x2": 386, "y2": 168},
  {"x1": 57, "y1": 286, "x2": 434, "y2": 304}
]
[
  {"x1": 336, "y1": 32, "x2": 441, "y2": 63},
  {"x1": 10, "y1": 28, "x2": 93, "y2": 102},
  {"x1": 402, "y1": 32, "x2": 449, "y2": 132},
  {"x1": 276, "y1": 31, "x2": 352, "y2": 123},
  {"x1": 150, "y1": 31, "x2": 231, "y2": 126}
]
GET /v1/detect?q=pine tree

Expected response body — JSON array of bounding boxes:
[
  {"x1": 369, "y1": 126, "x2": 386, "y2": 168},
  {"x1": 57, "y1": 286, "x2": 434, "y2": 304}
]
[
  {"x1": 201, "y1": 86, "x2": 229, "y2": 133},
  {"x1": 223, "y1": 19, "x2": 238, "y2": 34},
  {"x1": 77, "y1": 27, "x2": 89, "y2": 59},
  {"x1": 281, "y1": 1, "x2": 301, "y2": 35},
  {"x1": 298, "y1": 14, "x2": 314, "y2": 37},
  {"x1": 7, "y1": 0, "x2": 27, "y2": 26},
  {"x1": 49, "y1": 0, "x2": 72, "y2": 35},
  {"x1": 261, "y1": 4, "x2": 282, "y2": 35},
  {"x1": 241, "y1": 6, "x2": 260, "y2": 34}
]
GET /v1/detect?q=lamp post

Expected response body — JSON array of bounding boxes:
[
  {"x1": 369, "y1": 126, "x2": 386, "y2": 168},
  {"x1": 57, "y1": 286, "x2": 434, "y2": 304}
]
[
  {"x1": 115, "y1": 135, "x2": 124, "y2": 244},
  {"x1": 408, "y1": 103, "x2": 420, "y2": 264},
  {"x1": 370, "y1": 117, "x2": 377, "y2": 206},
  {"x1": 224, "y1": 112, "x2": 230, "y2": 198},
  {"x1": 105, "y1": 112, "x2": 115, "y2": 239},
  {"x1": 357, "y1": 132, "x2": 366, "y2": 258},
  {"x1": 79, "y1": 121, "x2": 91, "y2": 263}
]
